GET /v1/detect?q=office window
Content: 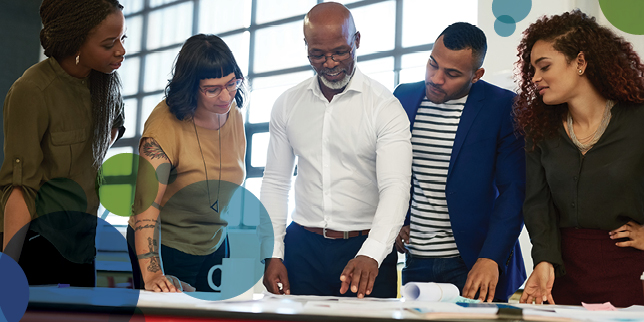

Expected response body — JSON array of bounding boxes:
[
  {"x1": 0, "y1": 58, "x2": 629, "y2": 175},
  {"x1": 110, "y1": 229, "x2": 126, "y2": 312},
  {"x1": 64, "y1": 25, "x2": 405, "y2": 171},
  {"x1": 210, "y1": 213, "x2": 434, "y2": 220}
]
[{"x1": 106, "y1": 0, "x2": 478, "y2": 227}]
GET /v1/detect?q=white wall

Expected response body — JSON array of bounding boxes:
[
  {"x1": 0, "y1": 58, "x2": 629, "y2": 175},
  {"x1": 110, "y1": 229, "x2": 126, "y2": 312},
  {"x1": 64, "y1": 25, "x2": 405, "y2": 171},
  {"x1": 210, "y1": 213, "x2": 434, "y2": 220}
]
[{"x1": 476, "y1": 0, "x2": 644, "y2": 280}]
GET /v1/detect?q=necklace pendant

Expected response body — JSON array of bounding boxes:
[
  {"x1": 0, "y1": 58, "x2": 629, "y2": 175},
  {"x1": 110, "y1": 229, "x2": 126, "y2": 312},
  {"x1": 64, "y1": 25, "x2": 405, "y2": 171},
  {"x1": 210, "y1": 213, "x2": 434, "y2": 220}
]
[{"x1": 211, "y1": 200, "x2": 219, "y2": 213}]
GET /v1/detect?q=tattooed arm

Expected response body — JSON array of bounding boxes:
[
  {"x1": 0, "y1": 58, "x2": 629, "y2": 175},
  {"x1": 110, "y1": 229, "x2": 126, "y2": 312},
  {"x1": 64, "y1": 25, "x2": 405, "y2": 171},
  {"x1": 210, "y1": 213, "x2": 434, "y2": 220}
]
[{"x1": 132, "y1": 137, "x2": 193, "y2": 292}]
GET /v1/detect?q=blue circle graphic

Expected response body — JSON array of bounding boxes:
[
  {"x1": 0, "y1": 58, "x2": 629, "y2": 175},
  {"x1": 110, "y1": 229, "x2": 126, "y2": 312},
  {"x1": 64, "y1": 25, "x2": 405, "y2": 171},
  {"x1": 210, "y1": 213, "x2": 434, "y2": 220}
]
[
  {"x1": 495, "y1": 15, "x2": 517, "y2": 37},
  {"x1": 492, "y1": 0, "x2": 532, "y2": 37},
  {"x1": 155, "y1": 180, "x2": 274, "y2": 301},
  {"x1": 492, "y1": 0, "x2": 531, "y2": 23},
  {"x1": 0, "y1": 253, "x2": 29, "y2": 322}
]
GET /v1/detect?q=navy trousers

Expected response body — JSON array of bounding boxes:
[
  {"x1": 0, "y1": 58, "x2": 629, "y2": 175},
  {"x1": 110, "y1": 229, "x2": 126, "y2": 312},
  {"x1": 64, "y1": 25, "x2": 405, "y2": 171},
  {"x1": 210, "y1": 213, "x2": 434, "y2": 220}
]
[
  {"x1": 127, "y1": 225, "x2": 228, "y2": 292},
  {"x1": 283, "y1": 222, "x2": 398, "y2": 298}
]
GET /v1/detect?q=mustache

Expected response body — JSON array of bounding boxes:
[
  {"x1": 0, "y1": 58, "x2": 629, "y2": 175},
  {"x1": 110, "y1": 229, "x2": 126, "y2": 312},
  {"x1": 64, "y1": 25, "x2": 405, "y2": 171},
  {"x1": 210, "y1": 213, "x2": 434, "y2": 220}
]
[{"x1": 425, "y1": 82, "x2": 445, "y2": 94}]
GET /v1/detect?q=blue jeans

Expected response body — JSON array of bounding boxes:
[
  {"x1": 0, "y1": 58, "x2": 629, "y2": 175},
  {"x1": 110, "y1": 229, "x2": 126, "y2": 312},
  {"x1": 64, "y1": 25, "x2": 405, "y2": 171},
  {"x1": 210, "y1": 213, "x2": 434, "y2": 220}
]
[{"x1": 401, "y1": 253, "x2": 469, "y2": 295}]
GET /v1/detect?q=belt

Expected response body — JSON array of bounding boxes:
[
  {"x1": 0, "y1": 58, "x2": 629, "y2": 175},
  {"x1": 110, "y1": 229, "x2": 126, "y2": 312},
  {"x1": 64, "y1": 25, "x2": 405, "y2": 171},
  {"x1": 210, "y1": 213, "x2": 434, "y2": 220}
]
[{"x1": 299, "y1": 224, "x2": 370, "y2": 239}]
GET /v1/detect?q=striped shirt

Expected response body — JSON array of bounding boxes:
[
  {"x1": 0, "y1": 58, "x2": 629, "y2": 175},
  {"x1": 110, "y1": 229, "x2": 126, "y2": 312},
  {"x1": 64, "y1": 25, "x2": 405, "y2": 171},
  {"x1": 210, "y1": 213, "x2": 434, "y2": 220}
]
[{"x1": 408, "y1": 95, "x2": 467, "y2": 257}]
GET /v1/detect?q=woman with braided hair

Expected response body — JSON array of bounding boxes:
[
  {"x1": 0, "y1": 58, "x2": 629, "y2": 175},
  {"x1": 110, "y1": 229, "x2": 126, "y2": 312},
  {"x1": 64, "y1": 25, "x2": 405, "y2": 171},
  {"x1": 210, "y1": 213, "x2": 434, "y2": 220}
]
[
  {"x1": 514, "y1": 10, "x2": 644, "y2": 306},
  {"x1": 0, "y1": 0, "x2": 126, "y2": 286}
]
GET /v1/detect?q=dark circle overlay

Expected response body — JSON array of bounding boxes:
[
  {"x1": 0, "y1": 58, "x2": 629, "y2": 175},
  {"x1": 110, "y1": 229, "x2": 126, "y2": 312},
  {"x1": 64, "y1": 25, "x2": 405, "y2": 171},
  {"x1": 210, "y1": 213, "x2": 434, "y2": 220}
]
[
  {"x1": 4, "y1": 214, "x2": 140, "y2": 321},
  {"x1": 99, "y1": 153, "x2": 158, "y2": 217},
  {"x1": 2, "y1": 178, "x2": 140, "y2": 321},
  {"x1": 159, "y1": 180, "x2": 274, "y2": 301},
  {"x1": 0, "y1": 253, "x2": 29, "y2": 322}
]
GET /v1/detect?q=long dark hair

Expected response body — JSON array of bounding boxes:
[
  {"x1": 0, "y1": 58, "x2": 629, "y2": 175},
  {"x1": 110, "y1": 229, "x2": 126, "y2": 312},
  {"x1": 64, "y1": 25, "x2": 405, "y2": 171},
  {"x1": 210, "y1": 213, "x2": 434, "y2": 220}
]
[
  {"x1": 40, "y1": 0, "x2": 124, "y2": 168},
  {"x1": 513, "y1": 10, "x2": 644, "y2": 147},
  {"x1": 165, "y1": 34, "x2": 246, "y2": 121}
]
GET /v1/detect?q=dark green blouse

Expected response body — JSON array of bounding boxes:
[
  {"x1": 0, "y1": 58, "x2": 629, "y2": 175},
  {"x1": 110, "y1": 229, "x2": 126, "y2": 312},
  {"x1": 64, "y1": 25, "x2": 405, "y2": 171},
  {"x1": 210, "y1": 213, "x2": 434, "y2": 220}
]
[
  {"x1": 0, "y1": 57, "x2": 124, "y2": 263},
  {"x1": 524, "y1": 102, "x2": 644, "y2": 277}
]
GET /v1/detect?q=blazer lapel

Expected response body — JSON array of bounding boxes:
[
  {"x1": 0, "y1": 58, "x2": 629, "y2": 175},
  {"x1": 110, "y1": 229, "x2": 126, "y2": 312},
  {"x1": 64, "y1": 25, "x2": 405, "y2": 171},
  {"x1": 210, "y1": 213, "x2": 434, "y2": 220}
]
[{"x1": 448, "y1": 81, "x2": 486, "y2": 179}]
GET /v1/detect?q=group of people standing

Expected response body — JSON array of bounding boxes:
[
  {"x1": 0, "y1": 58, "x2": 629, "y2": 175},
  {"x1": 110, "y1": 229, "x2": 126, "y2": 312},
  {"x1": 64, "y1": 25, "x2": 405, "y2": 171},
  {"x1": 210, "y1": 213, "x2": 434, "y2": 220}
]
[{"x1": 1, "y1": 0, "x2": 643, "y2": 308}]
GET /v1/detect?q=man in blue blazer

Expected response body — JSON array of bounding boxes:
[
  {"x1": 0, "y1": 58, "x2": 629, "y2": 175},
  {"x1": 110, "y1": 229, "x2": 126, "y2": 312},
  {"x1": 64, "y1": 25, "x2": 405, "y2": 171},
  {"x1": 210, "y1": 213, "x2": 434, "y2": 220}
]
[{"x1": 393, "y1": 22, "x2": 526, "y2": 302}]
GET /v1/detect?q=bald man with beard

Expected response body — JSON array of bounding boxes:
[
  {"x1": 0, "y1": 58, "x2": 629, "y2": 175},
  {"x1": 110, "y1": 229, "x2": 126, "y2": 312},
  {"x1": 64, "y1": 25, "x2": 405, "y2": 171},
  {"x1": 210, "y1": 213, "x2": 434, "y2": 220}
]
[{"x1": 259, "y1": 2, "x2": 412, "y2": 298}]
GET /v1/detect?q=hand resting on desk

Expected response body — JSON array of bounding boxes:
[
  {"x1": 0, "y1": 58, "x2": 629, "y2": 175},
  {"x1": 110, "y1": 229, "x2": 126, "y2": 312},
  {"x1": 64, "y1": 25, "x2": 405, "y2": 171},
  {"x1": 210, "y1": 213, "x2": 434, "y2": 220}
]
[
  {"x1": 264, "y1": 258, "x2": 291, "y2": 295},
  {"x1": 145, "y1": 274, "x2": 195, "y2": 293},
  {"x1": 340, "y1": 255, "x2": 379, "y2": 299}
]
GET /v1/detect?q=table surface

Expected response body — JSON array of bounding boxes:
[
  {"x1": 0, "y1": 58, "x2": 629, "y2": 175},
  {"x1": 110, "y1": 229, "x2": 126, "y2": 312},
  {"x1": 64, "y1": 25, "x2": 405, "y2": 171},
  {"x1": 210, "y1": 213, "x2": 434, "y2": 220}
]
[{"x1": 22, "y1": 287, "x2": 644, "y2": 322}]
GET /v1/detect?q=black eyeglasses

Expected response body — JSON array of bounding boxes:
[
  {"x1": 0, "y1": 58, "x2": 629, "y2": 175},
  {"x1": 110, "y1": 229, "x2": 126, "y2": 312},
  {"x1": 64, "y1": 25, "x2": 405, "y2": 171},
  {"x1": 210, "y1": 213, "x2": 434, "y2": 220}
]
[
  {"x1": 199, "y1": 78, "x2": 243, "y2": 98},
  {"x1": 307, "y1": 33, "x2": 357, "y2": 64}
]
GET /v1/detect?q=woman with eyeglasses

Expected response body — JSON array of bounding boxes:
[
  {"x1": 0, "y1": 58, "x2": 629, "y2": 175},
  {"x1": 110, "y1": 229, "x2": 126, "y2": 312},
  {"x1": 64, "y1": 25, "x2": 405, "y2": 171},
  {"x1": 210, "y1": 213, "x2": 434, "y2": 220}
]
[{"x1": 127, "y1": 34, "x2": 246, "y2": 292}]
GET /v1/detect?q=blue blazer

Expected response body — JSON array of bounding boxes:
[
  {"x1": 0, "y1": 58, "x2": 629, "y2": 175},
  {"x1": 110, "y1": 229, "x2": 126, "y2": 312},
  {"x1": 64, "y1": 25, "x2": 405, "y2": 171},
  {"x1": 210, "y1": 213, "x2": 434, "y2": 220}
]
[{"x1": 393, "y1": 80, "x2": 526, "y2": 301}]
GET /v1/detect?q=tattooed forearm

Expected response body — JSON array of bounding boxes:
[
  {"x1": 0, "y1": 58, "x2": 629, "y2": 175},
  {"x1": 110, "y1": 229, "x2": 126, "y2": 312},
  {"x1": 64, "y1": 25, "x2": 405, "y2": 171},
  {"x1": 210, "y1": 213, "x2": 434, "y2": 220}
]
[
  {"x1": 148, "y1": 256, "x2": 161, "y2": 273},
  {"x1": 137, "y1": 252, "x2": 159, "y2": 259},
  {"x1": 134, "y1": 218, "x2": 158, "y2": 225},
  {"x1": 134, "y1": 224, "x2": 156, "y2": 231},
  {"x1": 141, "y1": 138, "x2": 169, "y2": 161},
  {"x1": 145, "y1": 237, "x2": 161, "y2": 273}
]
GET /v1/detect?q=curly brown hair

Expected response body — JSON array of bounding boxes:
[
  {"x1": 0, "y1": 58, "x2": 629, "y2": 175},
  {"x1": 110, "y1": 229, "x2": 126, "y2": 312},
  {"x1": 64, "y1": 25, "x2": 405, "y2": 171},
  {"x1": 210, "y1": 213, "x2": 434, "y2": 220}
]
[{"x1": 513, "y1": 9, "x2": 644, "y2": 146}]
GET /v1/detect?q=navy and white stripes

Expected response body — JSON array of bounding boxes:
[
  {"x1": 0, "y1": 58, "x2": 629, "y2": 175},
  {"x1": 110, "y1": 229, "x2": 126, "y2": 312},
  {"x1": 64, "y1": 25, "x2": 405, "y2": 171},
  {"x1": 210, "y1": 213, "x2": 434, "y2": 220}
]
[{"x1": 407, "y1": 95, "x2": 467, "y2": 258}]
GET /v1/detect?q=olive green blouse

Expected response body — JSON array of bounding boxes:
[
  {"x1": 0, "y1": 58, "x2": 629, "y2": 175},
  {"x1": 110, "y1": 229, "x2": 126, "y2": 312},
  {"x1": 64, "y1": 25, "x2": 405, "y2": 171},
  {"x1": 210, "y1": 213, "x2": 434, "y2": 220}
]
[
  {"x1": 523, "y1": 102, "x2": 644, "y2": 277},
  {"x1": 0, "y1": 57, "x2": 124, "y2": 263}
]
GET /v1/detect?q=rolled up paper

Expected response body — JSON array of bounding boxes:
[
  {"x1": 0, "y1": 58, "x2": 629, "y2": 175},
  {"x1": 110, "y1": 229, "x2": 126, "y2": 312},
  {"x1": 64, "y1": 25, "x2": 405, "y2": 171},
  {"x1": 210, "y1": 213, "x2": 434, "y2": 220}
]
[{"x1": 402, "y1": 282, "x2": 460, "y2": 302}]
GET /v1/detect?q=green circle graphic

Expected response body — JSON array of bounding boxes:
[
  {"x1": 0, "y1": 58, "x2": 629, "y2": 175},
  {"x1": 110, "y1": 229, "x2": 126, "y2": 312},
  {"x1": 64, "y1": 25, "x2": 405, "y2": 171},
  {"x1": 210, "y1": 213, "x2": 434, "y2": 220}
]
[
  {"x1": 599, "y1": 0, "x2": 644, "y2": 35},
  {"x1": 99, "y1": 153, "x2": 158, "y2": 217}
]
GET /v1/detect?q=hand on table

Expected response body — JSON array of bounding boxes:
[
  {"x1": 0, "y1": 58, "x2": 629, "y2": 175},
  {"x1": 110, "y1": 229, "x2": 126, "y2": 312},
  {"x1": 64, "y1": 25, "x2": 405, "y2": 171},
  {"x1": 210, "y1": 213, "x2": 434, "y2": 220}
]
[
  {"x1": 145, "y1": 274, "x2": 195, "y2": 292},
  {"x1": 339, "y1": 255, "x2": 378, "y2": 298},
  {"x1": 519, "y1": 261, "x2": 555, "y2": 304},
  {"x1": 610, "y1": 221, "x2": 644, "y2": 250},
  {"x1": 462, "y1": 258, "x2": 499, "y2": 302},
  {"x1": 395, "y1": 225, "x2": 410, "y2": 253},
  {"x1": 263, "y1": 258, "x2": 290, "y2": 295}
]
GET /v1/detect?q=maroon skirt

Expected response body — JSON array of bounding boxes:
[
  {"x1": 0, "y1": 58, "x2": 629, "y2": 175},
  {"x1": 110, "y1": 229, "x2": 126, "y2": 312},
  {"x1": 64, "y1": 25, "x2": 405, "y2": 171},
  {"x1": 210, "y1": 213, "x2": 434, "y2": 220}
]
[{"x1": 552, "y1": 228, "x2": 644, "y2": 307}]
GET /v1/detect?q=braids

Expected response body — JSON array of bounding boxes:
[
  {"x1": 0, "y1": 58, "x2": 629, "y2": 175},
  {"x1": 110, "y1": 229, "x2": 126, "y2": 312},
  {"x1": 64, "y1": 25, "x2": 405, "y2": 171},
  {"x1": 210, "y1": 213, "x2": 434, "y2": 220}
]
[
  {"x1": 39, "y1": 0, "x2": 124, "y2": 168},
  {"x1": 89, "y1": 71, "x2": 123, "y2": 168}
]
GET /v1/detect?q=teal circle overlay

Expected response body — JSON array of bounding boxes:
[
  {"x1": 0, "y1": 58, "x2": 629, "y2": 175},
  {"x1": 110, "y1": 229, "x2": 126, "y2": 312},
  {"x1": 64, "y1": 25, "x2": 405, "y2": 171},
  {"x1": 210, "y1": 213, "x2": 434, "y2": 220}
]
[
  {"x1": 99, "y1": 153, "x2": 158, "y2": 217},
  {"x1": 495, "y1": 15, "x2": 517, "y2": 37},
  {"x1": 492, "y1": 0, "x2": 531, "y2": 23},
  {"x1": 0, "y1": 253, "x2": 29, "y2": 322},
  {"x1": 159, "y1": 180, "x2": 274, "y2": 301},
  {"x1": 599, "y1": 0, "x2": 644, "y2": 35},
  {"x1": 492, "y1": 0, "x2": 531, "y2": 37}
]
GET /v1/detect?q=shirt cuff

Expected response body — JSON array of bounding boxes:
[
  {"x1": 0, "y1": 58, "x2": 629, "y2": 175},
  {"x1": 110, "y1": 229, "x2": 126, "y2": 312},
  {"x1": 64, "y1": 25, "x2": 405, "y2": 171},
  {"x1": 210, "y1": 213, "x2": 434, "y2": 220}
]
[{"x1": 356, "y1": 237, "x2": 388, "y2": 267}]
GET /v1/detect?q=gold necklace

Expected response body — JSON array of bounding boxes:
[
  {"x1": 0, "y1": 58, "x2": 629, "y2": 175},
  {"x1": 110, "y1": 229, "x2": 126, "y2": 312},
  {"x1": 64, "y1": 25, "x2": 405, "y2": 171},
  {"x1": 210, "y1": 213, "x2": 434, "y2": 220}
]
[
  {"x1": 192, "y1": 115, "x2": 222, "y2": 213},
  {"x1": 567, "y1": 100, "x2": 614, "y2": 153}
]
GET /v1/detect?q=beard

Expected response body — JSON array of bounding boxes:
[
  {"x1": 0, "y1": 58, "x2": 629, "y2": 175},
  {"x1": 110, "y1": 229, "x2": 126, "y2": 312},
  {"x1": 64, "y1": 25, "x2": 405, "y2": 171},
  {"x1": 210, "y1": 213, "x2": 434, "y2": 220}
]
[{"x1": 317, "y1": 65, "x2": 355, "y2": 90}]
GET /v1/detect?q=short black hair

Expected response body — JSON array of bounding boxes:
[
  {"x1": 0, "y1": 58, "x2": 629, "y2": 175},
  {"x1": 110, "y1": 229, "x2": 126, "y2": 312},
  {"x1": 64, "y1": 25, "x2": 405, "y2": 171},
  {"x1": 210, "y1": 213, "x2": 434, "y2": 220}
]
[
  {"x1": 165, "y1": 34, "x2": 246, "y2": 120},
  {"x1": 438, "y1": 22, "x2": 487, "y2": 69}
]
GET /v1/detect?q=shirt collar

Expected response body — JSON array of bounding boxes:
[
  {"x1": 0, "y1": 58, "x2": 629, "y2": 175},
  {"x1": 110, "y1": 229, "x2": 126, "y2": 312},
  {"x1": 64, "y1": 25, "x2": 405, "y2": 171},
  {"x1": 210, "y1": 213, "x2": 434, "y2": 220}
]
[{"x1": 48, "y1": 56, "x2": 90, "y2": 87}]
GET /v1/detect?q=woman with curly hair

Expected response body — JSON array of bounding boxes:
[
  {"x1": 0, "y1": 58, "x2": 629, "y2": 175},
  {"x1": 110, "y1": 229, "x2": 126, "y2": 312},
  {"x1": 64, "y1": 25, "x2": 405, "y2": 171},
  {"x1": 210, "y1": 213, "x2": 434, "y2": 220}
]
[{"x1": 514, "y1": 10, "x2": 644, "y2": 306}]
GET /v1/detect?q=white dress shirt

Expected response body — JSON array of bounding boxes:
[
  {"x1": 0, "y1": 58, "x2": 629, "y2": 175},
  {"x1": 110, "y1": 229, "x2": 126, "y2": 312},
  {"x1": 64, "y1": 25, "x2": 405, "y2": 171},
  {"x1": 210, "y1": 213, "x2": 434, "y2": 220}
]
[{"x1": 260, "y1": 68, "x2": 412, "y2": 266}]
